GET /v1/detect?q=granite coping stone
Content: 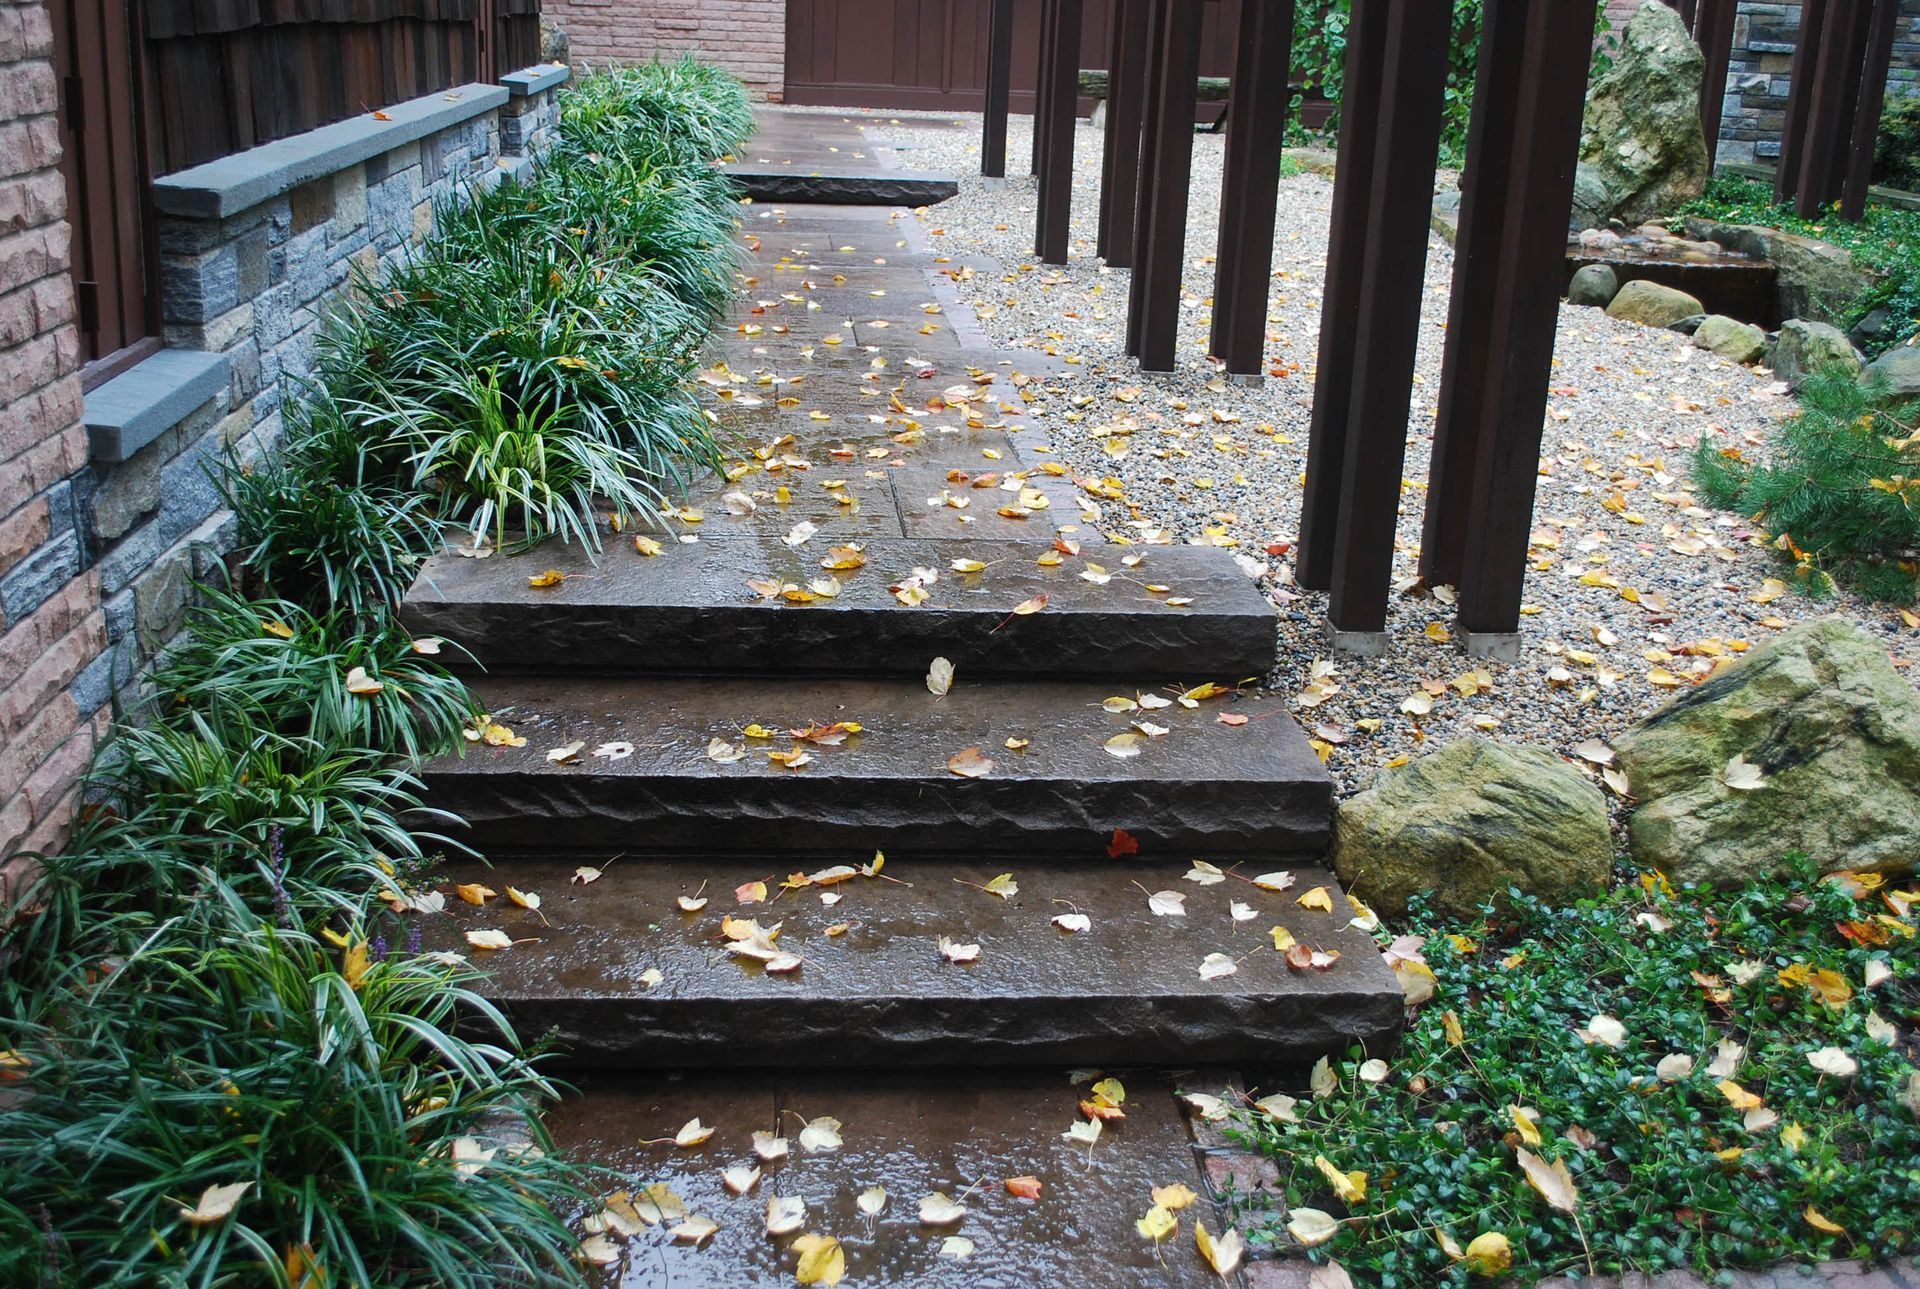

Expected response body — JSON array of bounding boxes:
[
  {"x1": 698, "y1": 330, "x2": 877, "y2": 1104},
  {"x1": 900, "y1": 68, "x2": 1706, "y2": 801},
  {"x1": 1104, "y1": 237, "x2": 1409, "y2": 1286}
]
[
  {"x1": 499, "y1": 62, "x2": 570, "y2": 96},
  {"x1": 82, "y1": 348, "x2": 230, "y2": 463},
  {"x1": 152, "y1": 82, "x2": 510, "y2": 220}
]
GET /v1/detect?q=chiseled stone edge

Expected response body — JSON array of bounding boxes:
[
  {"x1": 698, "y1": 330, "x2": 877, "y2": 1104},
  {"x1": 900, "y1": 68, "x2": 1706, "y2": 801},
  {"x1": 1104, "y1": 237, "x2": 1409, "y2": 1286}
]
[
  {"x1": 727, "y1": 170, "x2": 961, "y2": 205},
  {"x1": 153, "y1": 83, "x2": 511, "y2": 220},
  {"x1": 501, "y1": 63, "x2": 571, "y2": 97}
]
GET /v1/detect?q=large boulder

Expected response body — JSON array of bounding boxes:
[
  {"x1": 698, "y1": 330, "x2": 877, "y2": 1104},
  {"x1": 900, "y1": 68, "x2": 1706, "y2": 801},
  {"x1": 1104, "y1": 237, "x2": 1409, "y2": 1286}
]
[
  {"x1": 1682, "y1": 219, "x2": 1868, "y2": 325},
  {"x1": 1769, "y1": 318, "x2": 1862, "y2": 388},
  {"x1": 1332, "y1": 737, "x2": 1613, "y2": 919},
  {"x1": 1860, "y1": 343, "x2": 1920, "y2": 397},
  {"x1": 1567, "y1": 263, "x2": 1620, "y2": 307},
  {"x1": 1693, "y1": 314, "x2": 1768, "y2": 364},
  {"x1": 1606, "y1": 279, "x2": 1705, "y2": 328},
  {"x1": 1613, "y1": 617, "x2": 1920, "y2": 887},
  {"x1": 1575, "y1": 3, "x2": 1709, "y2": 228}
]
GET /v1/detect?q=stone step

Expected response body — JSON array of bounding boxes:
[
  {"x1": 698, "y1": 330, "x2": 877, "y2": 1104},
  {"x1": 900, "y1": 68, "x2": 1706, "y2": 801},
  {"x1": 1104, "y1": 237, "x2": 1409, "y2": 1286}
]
[
  {"x1": 429, "y1": 855, "x2": 1397, "y2": 1069},
  {"x1": 540, "y1": 1068, "x2": 1257, "y2": 1286},
  {"x1": 401, "y1": 539, "x2": 1279, "y2": 680},
  {"x1": 419, "y1": 675, "x2": 1331, "y2": 857},
  {"x1": 726, "y1": 164, "x2": 959, "y2": 206}
]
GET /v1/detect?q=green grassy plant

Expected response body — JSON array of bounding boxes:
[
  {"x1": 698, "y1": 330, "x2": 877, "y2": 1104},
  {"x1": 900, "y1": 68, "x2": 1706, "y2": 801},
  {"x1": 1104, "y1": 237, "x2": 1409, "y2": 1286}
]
[{"x1": 1226, "y1": 861, "x2": 1920, "y2": 1285}]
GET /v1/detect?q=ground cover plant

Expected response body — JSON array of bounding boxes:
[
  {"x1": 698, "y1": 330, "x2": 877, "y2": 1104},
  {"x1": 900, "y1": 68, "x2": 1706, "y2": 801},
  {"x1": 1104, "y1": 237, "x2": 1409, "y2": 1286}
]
[
  {"x1": 1229, "y1": 862, "x2": 1920, "y2": 1286},
  {"x1": 1678, "y1": 174, "x2": 1920, "y2": 357},
  {"x1": 0, "y1": 59, "x2": 756, "y2": 1288},
  {"x1": 1693, "y1": 367, "x2": 1920, "y2": 604}
]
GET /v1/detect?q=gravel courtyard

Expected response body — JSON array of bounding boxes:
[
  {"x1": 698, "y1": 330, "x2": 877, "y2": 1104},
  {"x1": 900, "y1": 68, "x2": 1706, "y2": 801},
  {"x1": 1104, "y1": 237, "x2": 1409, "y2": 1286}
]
[{"x1": 784, "y1": 107, "x2": 1920, "y2": 792}]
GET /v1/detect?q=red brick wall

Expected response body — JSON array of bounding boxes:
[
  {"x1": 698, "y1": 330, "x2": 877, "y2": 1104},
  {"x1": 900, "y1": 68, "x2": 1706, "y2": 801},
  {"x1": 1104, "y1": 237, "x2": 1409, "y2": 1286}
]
[
  {"x1": 0, "y1": 0, "x2": 107, "y2": 892},
  {"x1": 546, "y1": 0, "x2": 787, "y2": 101}
]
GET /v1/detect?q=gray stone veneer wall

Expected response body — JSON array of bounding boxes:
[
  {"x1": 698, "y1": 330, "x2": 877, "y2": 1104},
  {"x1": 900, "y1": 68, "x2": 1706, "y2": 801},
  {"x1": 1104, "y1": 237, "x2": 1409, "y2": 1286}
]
[
  {"x1": 1716, "y1": 0, "x2": 1920, "y2": 165},
  {"x1": 0, "y1": 58, "x2": 565, "y2": 870}
]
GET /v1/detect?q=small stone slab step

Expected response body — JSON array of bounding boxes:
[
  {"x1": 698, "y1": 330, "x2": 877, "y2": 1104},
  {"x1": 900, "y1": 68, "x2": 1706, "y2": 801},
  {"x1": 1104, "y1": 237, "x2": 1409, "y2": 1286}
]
[
  {"x1": 727, "y1": 165, "x2": 959, "y2": 206},
  {"x1": 430, "y1": 856, "x2": 1396, "y2": 1068},
  {"x1": 542, "y1": 1069, "x2": 1238, "y2": 1285},
  {"x1": 402, "y1": 539, "x2": 1279, "y2": 679},
  {"x1": 418, "y1": 675, "x2": 1330, "y2": 856}
]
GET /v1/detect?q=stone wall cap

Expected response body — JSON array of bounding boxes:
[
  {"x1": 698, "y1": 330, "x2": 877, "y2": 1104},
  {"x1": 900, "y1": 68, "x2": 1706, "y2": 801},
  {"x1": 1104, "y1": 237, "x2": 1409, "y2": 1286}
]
[
  {"x1": 501, "y1": 62, "x2": 571, "y2": 96},
  {"x1": 83, "y1": 348, "x2": 230, "y2": 463},
  {"x1": 152, "y1": 83, "x2": 511, "y2": 220}
]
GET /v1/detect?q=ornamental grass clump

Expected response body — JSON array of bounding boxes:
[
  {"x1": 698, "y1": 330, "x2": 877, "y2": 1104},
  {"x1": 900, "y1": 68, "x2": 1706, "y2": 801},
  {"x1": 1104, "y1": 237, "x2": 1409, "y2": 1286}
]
[
  {"x1": 1694, "y1": 367, "x2": 1920, "y2": 603},
  {"x1": 1225, "y1": 862, "x2": 1920, "y2": 1286}
]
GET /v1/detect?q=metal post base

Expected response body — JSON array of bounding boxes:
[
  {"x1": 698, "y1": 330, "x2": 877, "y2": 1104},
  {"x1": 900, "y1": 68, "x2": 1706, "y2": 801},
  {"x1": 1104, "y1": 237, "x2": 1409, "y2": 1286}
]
[
  {"x1": 1224, "y1": 371, "x2": 1263, "y2": 387},
  {"x1": 1327, "y1": 624, "x2": 1388, "y2": 657},
  {"x1": 1462, "y1": 631, "x2": 1522, "y2": 661}
]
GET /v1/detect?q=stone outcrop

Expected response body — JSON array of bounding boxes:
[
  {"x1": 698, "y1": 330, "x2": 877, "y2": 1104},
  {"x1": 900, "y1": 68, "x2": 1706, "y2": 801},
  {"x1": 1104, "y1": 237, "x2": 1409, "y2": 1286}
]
[
  {"x1": 1614, "y1": 617, "x2": 1920, "y2": 886},
  {"x1": 1574, "y1": 2, "x2": 1709, "y2": 228},
  {"x1": 1332, "y1": 737, "x2": 1613, "y2": 919},
  {"x1": 1682, "y1": 219, "x2": 1868, "y2": 325}
]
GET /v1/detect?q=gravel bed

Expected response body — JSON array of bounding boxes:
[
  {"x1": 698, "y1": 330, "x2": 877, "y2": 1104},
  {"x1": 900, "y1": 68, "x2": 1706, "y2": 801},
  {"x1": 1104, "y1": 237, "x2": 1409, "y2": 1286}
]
[{"x1": 845, "y1": 111, "x2": 1918, "y2": 794}]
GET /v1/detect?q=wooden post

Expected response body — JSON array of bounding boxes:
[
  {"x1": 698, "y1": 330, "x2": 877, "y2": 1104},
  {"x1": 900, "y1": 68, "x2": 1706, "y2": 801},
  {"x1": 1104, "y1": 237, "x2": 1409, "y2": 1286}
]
[
  {"x1": 1775, "y1": 0, "x2": 1826, "y2": 203},
  {"x1": 1296, "y1": 0, "x2": 1393, "y2": 592},
  {"x1": 1322, "y1": 0, "x2": 1455, "y2": 644},
  {"x1": 1796, "y1": 0, "x2": 1872, "y2": 216},
  {"x1": 1124, "y1": 0, "x2": 1201, "y2": 371},
  {"x1": 1209, "y1": 0, "x2": 1295, "y2": 378},
  {"x1": 1423, "y1": 0, "x2": 1593, "y2": 653},
  {"x1": 1842, "y1": 0, "x2": 1901, "y2": 220},
  {"x1": 1695, "y1": 0, "x2": 1738, "y2": 171},
  {"x1": 1033, "y1": 0, "x2": 1057, "y2": 176},
  {"x1": 1097, "y1": 0, "x2": 1151, "y2": 265},
  {"x1": 982, "y1": 0, "x2": 1014, "y2": 178},
  {"x1": 1036, "y1": 0, "x2": 1084, "y2": 263}
]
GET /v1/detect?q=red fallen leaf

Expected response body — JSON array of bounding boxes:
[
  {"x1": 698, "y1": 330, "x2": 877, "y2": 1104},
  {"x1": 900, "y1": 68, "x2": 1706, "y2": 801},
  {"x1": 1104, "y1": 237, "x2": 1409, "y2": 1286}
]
[
  {"x1": 1266, "y1": 542, "x2": 1292, "y2": 556},
  {"x1": 1004, "y1": 1176, "x2": 1044, "y2": 1199},
  {"x1": 1078, "y1": 1099, "x2": 1127, "y2": 1122},
  {"x1": 1107, "y1": 828, "x2": 1140, "y2": 859},
  {"x1": 1217, "y1": 713, "x2": 1250, "y2": 727}
]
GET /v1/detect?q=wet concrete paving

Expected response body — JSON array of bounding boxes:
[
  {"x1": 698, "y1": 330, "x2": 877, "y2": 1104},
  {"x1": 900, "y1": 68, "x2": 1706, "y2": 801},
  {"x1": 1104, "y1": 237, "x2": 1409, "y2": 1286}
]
[
  {"x1": 550, "y1": 1070, "x2": 1236, "y2": 1287},
  {"x1": 428, "y1": 856, "x2": 1399, "y2": 1068}
]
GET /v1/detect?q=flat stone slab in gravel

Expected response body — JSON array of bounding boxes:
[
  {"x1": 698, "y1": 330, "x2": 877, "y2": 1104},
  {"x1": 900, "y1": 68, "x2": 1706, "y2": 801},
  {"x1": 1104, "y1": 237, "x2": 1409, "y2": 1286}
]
[
  {"x1": 546, "y1": 1070, "x2": 1231, "y2": 1286},
  {"x1": 418, "y1": 674, "x2": 1331, "y2": 857},
  {"x1": 402, "y1": 538, "x2": 1278, "y2": 679},
  {"x1": 431, "y1": 857, "x2": 1398, "y2": 1068}
]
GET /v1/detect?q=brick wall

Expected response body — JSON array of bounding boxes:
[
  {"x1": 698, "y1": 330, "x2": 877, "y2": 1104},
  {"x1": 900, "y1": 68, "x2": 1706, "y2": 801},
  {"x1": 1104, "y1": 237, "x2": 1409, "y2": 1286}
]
[
  {"x1": 546, "y1": 0, "x2": 787, "y2": 101},
  {"x1": 0, "y1": 0, "x2": 109, "y2": 900},
  {"x1": 0, "y1": 57, "x2": 566, "y2": 887}
]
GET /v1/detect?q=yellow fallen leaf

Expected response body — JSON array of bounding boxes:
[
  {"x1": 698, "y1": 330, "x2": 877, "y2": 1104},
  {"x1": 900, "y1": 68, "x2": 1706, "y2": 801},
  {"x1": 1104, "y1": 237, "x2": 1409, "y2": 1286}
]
[
  {"x1": 179, "y1": 1181, "x2": 251, "y2": 1226},
  {"x1": 1804, "y1": 1205, "x2": 1846, "y2": 1235},
  {"x1": 344, "y1": 666, "x2": 384, "y2": 696},
  {"x1": 1296, "y1": 887, "x2": 1334, "y2": 912},
  {"x1": 1464, "y1": 1231, "x2": 1512, "y2": 1276},
  {"x1": 1315, "y1": 1155, "x2": 1367, "y2": 1203},
  {"x1": 1196, "y1": 1221, "x2": 1244, "y2": 1275},
  {"x1": 1515, "y1": 1147, "x2": 1578, "y2": 1213},
  {"x1": 455, "y1": 882, "x2": 495, "y2": 906},
  {"x1": 1135, "y1": 1204, "x2": 1177, "y2": 1242},
  {"x1": 793, "y1": 1232, "x2": 846, "y2": 1284},
  {"x1": 527, "y1": 569, "x2": 567, "y2": 589}
]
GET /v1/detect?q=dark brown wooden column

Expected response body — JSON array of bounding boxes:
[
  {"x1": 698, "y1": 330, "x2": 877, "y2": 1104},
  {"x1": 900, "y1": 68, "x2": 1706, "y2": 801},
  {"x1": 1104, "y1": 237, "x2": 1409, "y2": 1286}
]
[
  {"x1": 1124, "y1": 0, "x2": 1202, "y2": 371},
  {"x1": 1036, "y1": 0, "x2": 1085, "y2": 264},
  {"x1": 1775, "y1": 0, "x2": 1827, "y2": 203},
  {"x1": 1695, "y1": 0, "x2": 1738, "y2": 171},
  {"x1": 1209, "y1": 0, "x2": 1295, "y2": 378},
  {"x1": 1097, "y1": 0, "x2": 1151, "y2": 265},
  {"x1": 1295, "y1": 0, "x2": 1395, "y2": 593},
  {"x1": 1842, "y1": 0, "x2": 1902, "y2": 219},
  {"x1": 982, "y1": 0, "x2": 1015, "y2": 178},
  {"x1": 1421, "y1": 0, "x2": 1593, "y2": 653},
  {"x1": 1796, "y1": 0, "x2": 1874, "y2": 216},
  {"x1": 1034, "y1": 0, "x2": 1058, "y2": 177}
]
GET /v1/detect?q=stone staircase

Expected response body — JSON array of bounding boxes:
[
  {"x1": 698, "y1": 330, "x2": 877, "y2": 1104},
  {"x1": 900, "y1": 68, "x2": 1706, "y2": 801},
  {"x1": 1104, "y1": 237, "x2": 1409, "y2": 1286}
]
[{"x1": 399, "y1": 121, "x2": 1401, "y2": 1285}]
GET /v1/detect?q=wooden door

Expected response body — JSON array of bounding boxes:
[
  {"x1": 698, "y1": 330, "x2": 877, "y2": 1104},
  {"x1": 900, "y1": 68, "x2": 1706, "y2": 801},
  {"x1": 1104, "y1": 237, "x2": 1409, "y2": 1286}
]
[{"x1": 784, "y1": 0, "x2": 1243, "y2": 112}]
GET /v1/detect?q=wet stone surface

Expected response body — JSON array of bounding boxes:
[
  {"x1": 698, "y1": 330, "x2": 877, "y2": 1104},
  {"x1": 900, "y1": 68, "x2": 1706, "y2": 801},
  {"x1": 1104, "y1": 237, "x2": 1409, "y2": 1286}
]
[
  {"x1": 428, "y1": 857, "x2": 1399, "y2": 1068},
  {"x1": 417, "y1": 674, "x2": 1332, "y2": 856},
  {"x1": 550, "y1": 1070, "x2": 1231, "y2": 1288}
]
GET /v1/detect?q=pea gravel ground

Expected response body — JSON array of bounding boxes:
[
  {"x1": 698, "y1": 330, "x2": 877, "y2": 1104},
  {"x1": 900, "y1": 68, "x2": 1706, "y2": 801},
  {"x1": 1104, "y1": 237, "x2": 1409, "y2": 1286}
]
[{"x1": 765, "y1": 107, "x2": 1919, "y2": 794}]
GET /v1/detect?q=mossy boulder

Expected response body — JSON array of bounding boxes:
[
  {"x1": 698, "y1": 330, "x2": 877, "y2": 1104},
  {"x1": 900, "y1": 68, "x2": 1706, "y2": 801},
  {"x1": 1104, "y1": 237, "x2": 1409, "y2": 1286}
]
[
  {"x1": 1332, "y1": 736, "x2": 1613, "y2": 919},
  {"x1": 1769, "y1": 318, "x2": 1861, "y2": 388},
  {"x1": 1606, "y1": 279, "x2": 1705, "y2": 328},
  {"x1": 1575, "y1": 2, "x2": 1708, "y2": 227},
  {"x1": 1567, "y1": 263, "x2": 1620, "y2": 307},
  {"x1": 1613, "y1": 617, "x2": 1920, "y2": 886},
  {"x1": 1693, "y1": 314, "x2": 1768, "y2": 364},
  {"x1": 1861, "y1": 344, "x2": 1920, "y2": 397}
]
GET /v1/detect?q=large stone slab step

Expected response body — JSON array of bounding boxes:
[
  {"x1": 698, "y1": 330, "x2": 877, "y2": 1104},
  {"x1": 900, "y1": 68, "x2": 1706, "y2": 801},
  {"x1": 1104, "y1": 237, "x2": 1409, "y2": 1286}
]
[
  {"x1": 430, "y1": 855, "x2": 1398, "y2": 1069},
  {"x1": 402, "y1": 539, "x2": 1279, "y2": 681},
  {"x1": 541, "y1": 1068, "x2": 1255, "y2": 1286},
  {"x1": 418, "y1": 675, "x2": 1332, "y2": 857}
]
